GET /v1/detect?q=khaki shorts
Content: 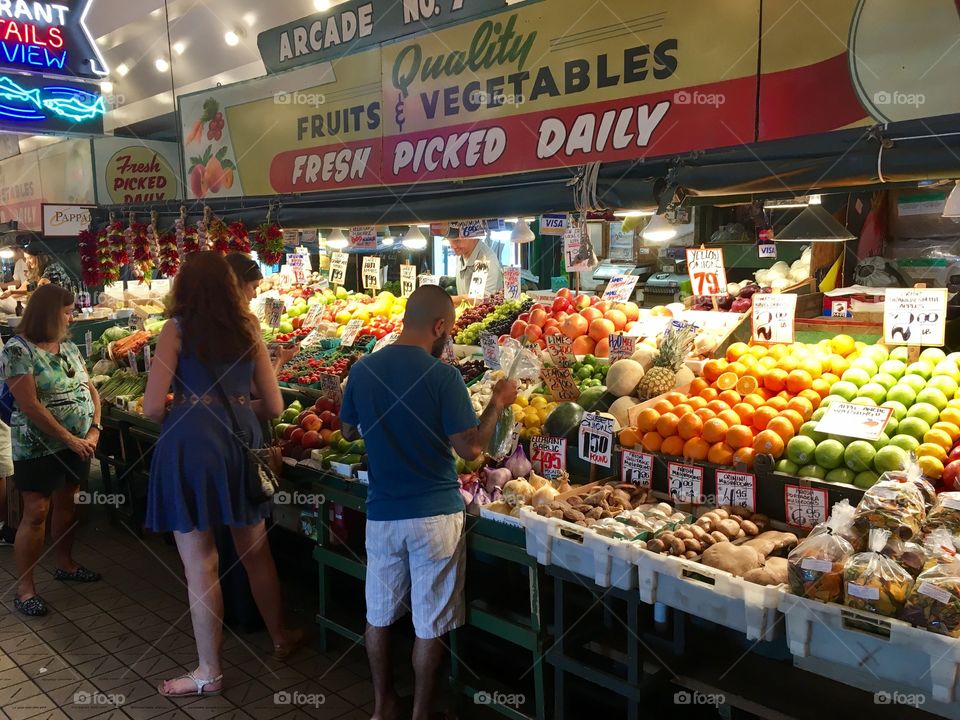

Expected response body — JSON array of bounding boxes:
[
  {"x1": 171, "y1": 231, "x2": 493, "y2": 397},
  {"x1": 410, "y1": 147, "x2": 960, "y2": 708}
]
[{"x1": 365, "y1": 512, "x2": 466, "y2": 639}]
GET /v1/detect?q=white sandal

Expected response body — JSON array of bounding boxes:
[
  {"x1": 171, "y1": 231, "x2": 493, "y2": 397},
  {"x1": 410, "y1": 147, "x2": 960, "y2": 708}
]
[{"x1": 157, "y1": 671, "x2": 223, "y2": 697}]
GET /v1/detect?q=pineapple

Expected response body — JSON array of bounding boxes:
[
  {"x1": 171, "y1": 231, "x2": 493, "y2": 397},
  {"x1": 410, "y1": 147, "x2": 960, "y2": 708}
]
[{"x1": 635, "y1": 325, "x2": 696, "y2": 400}]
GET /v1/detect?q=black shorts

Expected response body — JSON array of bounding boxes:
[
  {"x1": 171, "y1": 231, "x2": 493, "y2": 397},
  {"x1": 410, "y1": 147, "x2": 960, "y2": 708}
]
[{"x1": 13, "y1": 450, "x2": 90, "y2": 495}]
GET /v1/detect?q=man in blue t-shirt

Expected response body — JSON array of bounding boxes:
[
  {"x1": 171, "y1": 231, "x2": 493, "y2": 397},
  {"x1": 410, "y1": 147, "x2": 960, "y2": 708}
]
[{"x1": 340, "y1": 285, "x2": 516, "y2": 720}]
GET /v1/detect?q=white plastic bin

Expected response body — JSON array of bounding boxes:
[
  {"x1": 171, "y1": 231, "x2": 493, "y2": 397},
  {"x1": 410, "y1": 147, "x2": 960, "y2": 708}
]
[{"x1": 582, "y1": 531, "x2": 639, "y2": 590}]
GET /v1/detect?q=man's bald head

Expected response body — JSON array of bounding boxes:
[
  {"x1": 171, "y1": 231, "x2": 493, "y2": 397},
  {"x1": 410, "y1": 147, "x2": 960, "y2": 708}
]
[{"x1": 403, "y1": 285, "x2": 455, "y2": 330}]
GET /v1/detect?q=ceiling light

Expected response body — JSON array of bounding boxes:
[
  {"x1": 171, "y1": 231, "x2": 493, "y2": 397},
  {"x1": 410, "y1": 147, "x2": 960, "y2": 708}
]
[
  {"x1": 808, "y1": 194, "x2": 822, "y2": 205},
  {"x1": 314, "y1": 0, "x2": 330, "y2": 10},
  {"x1": 0, "y1": 248, "x2": 14, "y2": 259},
  {"x1": 510, "y1": 219, "x2": 535, "y2": 243},
  {"x1": 613, "y1": 209, "x2": 655, "y2": 217},
  {"x1": 776, "y1": 204, "x2": 855, "y2": 242},
  {"x1": 154, "y1": 58, "x2": 169, "y2": 72},
  {"x1": 172, "y1": 41, "x2": 186, "y2": 55},
  {"x1": 641, "y1": 214, "x2": 678, "y2": 243},
  {"x1": 381, "y1": 235, "x2": 395, "y2": 247},
  {"x1": 224, "y1": 30, "x2": 240, "y2": 46},
  {"x1": 504, "y1": 217, "x2": 519, "y2": 223},
  {"x1": 943, "y1": 181, "x2": 960, "y2": 218},
  {"x1": 417, "y1": 224, "x2": 430, "y2": 228},
  {"x1": 100, "y1": 81, "x2": 113, "y2": 93},
  {"x1": 326, "y1": 228, "x2": 348, "y2": 249},
  {"x1": 403, "y1": 226, "x2": 428, "y2": 250},
  {"x1": 115, "y1": 63, "x2": 128, "y2": 76},
  {"x1": 242, "y1": 12, "x2": 257, "y2": 26}
]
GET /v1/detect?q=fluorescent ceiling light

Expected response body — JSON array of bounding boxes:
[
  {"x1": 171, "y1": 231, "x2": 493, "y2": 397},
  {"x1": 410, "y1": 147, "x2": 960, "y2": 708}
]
[
  {"x1": 641, "y1": 214, "x2": 678, "y2": 243},
  {"x1": 326, "y1": 228, "x2": 348, "y2": 249},
  {"x1": 403, "y1": 226, "x2": 427, "y2": 250},
  {"x1": 417, "y1": 224, "x2": 430, "y2": 228},
  {"x1": 155, "y1": 58, "x2": 169, "y2": 72},
  {"x1": 504, "y1": 217, "x2": 519, "y2": 223},
  {"x1": 613, "y1": 209, "x2": 655, "y2": 217},
  {"x1": 943, "y1": 181, "x2": 960, "y2": 218},
  {"x1": 510, "y1": 220, "x2": 535, "y2": 243},
  {"x1": 224, "y1": 31, "x2": 240, "y2": 46}
]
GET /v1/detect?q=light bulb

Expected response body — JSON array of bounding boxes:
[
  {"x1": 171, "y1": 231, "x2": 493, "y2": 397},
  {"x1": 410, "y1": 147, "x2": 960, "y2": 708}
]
[
  {"x1": 510, "y1": 220, "x2": 535, "y2": 243},
  {"x1": 155, "y1": 58, "x2": 169, "y2": 72},
  {"x1": 224, "y1": 31, "x2": 240, "y2": 46},
  {"x1": 641, "y1": 214, "x2": 678, "y2": 243},
  {"x1": 326, "y1": 228, "x2": 348, "y2": 249},
  {"x1": 403, "y1": 226, "x2": 427, "y2": 250}
]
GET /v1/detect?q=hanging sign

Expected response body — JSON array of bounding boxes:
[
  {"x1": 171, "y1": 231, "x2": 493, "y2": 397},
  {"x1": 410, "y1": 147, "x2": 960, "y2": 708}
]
[
  {"x1": 602, "y1": 275, "x2": 640, "y2": 303},
  {"x1": 480, "y1": 332, "x2": 501, "y2": 369},
  {"x1": 419, "y1": 274, "x2": 439, "y2": 286},
  {"x1": 341, "y1": 318, "x2": 365, "y2": 346},
  {"x1": 784, "y1": 485, "x2": 828, "y2": 529},
  {"x1": 459, "y1": 219, "x2": 488, "y2": 239},
  {"x1": 608, "y1": 334, "x2": 636, "y2": 363},
  {"x1": 751, "y1": 292, "x2": 797, "y2": 344},
  {"x1": 685, "y1": 248, "x2": 727, "y2": 297},
  {"x1": 545, "y1": 335, "x2": 575, "y2": 368},
  {"x1": 563, "y1": 225, "x2": 595, "y2": 272},
  {"x1": 286, "y1": 253, "x2": 308, "y2": 284},
  {"x1": 540, "y1": 366, "x2": 580, "y2": 402},
  {"x1": 350, "y1": 226, "x2": 378, "y2": 249},
  {"x1": 539, "y1": 213, "x2": 569, "y2": 236},
  {"x1": 42, "y1": 204, "x2": 93, "y2": 238},
  {"x1": 884, "y1": 288, "x2": 948, "y2": 347},
  {"x1": 530, "y1": 436, "x2": 566, "y2": 480},
  {"x1": 578, "y1": 412, "x2": 613, "y2": 467},
  {"x1": 668, "y1": 462, "x2": 704, "y2": 504},
  {"x1": 815, "y1": 401, "x2": 893, "y2": 442},
  {"x1": 468, "y1": 261, "x2": 489, "y2": 300},
  {"x1": 361, "y1": 256, "x2": 381, "y2": 290},
  {"x1": 715, "y1": 470, "x2": 756, "y2": 512},
  {"x1": 503, "y1": 267, "x2": 521, "y2": 301},
  {"x1": 329, "y1": 252, "x2": 349, "y2": 285},
  {"x1": 621, "y1": 450, "x2": 653, "y2": 488},
  {"x1": 399, "y1": 264, "x2": 416, "y2": 298}
]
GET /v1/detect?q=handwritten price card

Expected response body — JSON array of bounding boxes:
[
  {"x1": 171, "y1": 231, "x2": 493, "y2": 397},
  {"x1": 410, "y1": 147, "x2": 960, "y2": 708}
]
[
  {"x1": 545, "y1": 335, "x2": 575, "y2": 368},
  {"x1": 319, "y1": 373, "x2": 342, "y2": 403},
  {"x1": 531, "y1": 436, "x2": 566, "y2": 480},
  {"x1": 468, "y1": 261, "x2": 489, "y2": 300},
  {"x1": 480, "y1": 332, "x2": 501, "y2": 369},
  {"x1": 752, "y1": 292, "x2": 797, "y2": 344},
  {"x1": 578, "y1": 412, "x2": 614, "y2": 467},
  {"x1": 399, "y1": 264, "x2": 416, "y2": 298},
  {"x1": 884, "y1": 287, "x2": 947, "y2": 347},
  {"x1": 419, "y1": 274, "x2": 439, "y2": 286},
  {"x1": 340, "y1": 319, "x2": 365, "y2": 347},
  {"x1": 621, "y1": 450, "x2": 653, "y2": 488},
  {"x1": 815, "y1": 401, "x2": 893, "y2": 442},
  {"x1": 349, "y1": 226, "x2": 377, "y2": 249},
  {"x1": 329, "y1": 252, "x2": 349, "y2": 286},
  {"x1": 602, "y1": 275, "x2": 640, "y2": 303},
  {"x1": 716, "y1": 471, "x2": 756, "y2": 512},
  {"x1": 686, "y1": 248, "x2": 727, "y2": 297},
  {"x1": 668, "y1": 462, "x2": 704, "y2": 504},
  {"x1": 608, "y1": 334, "x2": 636, "y2": 362},
  {"x1": 540, "y1": 366, "x2": 580, "y2": 402},
  {"x1": 785, "y1": 485, "x2": 828, "y2": 529},
  {"x1": 361, "y1": 256, "x2": 381, "y2": 291},
  {"x1": 503, "y1": 267, "x2": 521, "y2": 300}
]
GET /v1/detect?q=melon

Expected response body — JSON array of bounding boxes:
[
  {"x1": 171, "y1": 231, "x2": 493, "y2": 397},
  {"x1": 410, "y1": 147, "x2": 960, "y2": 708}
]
[
  {"x1": 543, "y1": 402, "x2": 585, "y2": 438},
  {"x1": 607, "y1": 359, "x2": 645, "y2": 397}
]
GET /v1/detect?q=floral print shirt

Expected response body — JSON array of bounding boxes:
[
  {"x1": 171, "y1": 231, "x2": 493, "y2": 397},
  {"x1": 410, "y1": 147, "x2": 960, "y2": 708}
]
[{"x1": 0, "y1": 338, "x2": 94, "y2": 460}]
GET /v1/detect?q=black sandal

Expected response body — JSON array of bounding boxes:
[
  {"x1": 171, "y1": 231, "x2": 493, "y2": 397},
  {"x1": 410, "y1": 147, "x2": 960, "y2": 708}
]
[
  {"x1": 14, "y1": 595, "x2": 47, "y2": 616},
  {"x1": 54, "y1": 565, "x2": 101, "y2": 583}
]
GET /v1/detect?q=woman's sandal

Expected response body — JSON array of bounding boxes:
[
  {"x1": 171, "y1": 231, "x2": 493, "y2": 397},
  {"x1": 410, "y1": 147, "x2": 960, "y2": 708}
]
[
  {"x1": 54, "y1": 566, "x2": 101, "y2": 583},
  {"x1": 157, "y1": 671, "x2": 223, "y2": 697},
  {"x1": 272, "y1": 629, "x2": 308, "y2": 660},
  {"x1": 14, "y1": 595, "x2": 47, "y2": 616}
]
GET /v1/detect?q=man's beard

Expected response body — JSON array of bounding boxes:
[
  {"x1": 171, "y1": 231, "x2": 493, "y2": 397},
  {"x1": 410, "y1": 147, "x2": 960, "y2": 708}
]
[{"x1": 431, "y1": 333, "x2": 447, "y2": 358}]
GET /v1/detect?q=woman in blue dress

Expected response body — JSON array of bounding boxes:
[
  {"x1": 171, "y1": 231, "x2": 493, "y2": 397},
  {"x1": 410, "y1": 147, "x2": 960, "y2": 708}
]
[{"x1": 143, "y1": 252, "x2": 303, "y2": 697}]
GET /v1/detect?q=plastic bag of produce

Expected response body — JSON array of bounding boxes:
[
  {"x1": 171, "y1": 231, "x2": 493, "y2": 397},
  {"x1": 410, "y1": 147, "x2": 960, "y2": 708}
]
[
  {"x1": 487, "y1": 339, "x2": 543, "y2": 460},
  {"x1": 807, "y1": 498, "x2": 863, "y2": 550},
  {"x1": 843, "y1": 529, "x2": 915, "y2": 617},
  {"x1": 901, "y1": 531, "x2": 960, "y2": 636},
  {"x1": 923, "y1": 492, "x2": 960, "y2": 535},
  {"x1": 853, "y1": 468, "x2": 927, "y2": 541},
  {"x1": 788, "y1": 507, "x2": 856, "y2": 602}
]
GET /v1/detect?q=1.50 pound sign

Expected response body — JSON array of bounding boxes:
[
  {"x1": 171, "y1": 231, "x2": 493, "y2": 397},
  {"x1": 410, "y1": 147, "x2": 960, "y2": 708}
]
[{"x1": 581, "y1": 431, "x2": 609, "y2": 457}]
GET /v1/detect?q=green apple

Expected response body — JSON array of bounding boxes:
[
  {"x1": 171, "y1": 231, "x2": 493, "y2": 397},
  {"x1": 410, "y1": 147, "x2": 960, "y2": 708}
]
[
  {"x1": 886, "y1": 384, "x2": 918, "y2": 407},
  {"x1": 880, "y1": 400, "x2": 908, "y2": 420},
  {"x1": 826, "y1": 467, "x2": 856, "y2": 484},
  {"x1": 800, "y1": 421, "x2": 827, "y2": 443},
  {"x1": 854, "y1": 470, "x2": 880, "y2": 489},
  {"x1": 775, "y1": 458, "x2": 800, "y2": 475},
  {"x1": 830, "y1": 381, "x2": 859, "y2": 401},
  {"x1": 889, "y1": 434, "x2": 920, "y2": 453},
  {"x1": 916, "y1": 387, "x2": 949, "y2": 411},
  {"x1": 857, "y1": 383, "x2": 888, "y2": 405},
  {"x1": 851, "y1": 397, "x2": 878, "y2": 407},
  {"x1": 814, "y1": 439, "x2": 846, "y2": 469},
  {"x1": 906, "y1": 361, "x2": 934, "y2": 380},
  {"x1": 934, "y1": 361, "x2": 960, "y2": 383},
  {"x1": 787, "y1": 436, "x2": 817, "y2": 465},
  {"x1": 841, "y1": 368, "x2": 872, "y2": 387},
  {"x1": 874, "y1": 445, "x2": 909, "y2": 473},
  {"x1": 908, "y1": 401, "x2": 941, "y2": 426},
  {"x1": 920, "y1": 347, "x2": 947, "y2": 364},
  {"x1": 928, "y1": 375, "x2": 959, "y2": 399},
  {"x1": 870, "y1": 432, "x2": 890, "y2": 451},
  {"x1": 798, "y1": 464, "x2": 828, "y2": 479},
  {"x1": 879, "y1": 359, "x2": 906, "y2": 379},
  {"x1": 898, "y1": 416, "x2": 931, "y2": 441},
  {"x1": 890, "y1": 346, "x2": 911, "y2": 362},
  {"x1": 870, "y1": 373, "x2": 897, "y2": 391},
  {"x1": 900, "y1": 374, "x2": 928, "y2": 394}
]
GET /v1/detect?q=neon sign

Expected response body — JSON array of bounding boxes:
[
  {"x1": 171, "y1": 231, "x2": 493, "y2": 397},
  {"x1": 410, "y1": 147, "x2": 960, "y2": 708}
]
[
  {"x1": 0, "y1": 1, "x2": 106, "y2": 78},
  {"x1": 0, "y1": 72, "x2": 103, "y2": 134}
]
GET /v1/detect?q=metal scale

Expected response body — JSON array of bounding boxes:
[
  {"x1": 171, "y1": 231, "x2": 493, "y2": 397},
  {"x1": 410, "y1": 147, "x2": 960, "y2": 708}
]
[{"x1": 637, "y1": 247, "x2": 692, "y2": 307}]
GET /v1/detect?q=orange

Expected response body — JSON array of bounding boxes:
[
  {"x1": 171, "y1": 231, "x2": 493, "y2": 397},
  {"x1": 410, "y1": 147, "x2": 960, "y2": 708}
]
[
  {"x1": 753, "y1": 429, "x2": 785, "y2": 458},
  {"x1": 718, "y1": 409, "x2": 741, "y2": 428},
  {"x1": 811, "y1": 378, "x2": 832, "y2": 398},
  {"x1": 702, "y1": 418, "x2": 730, "y2": 444},
  {"x1": 749, "y1": 344, "x2": 769, "y2": 358},
  {"x1": 665, "y1": 392, "x2": 688, "y2": 406},
  {"x1": 732, "y1": 402, "x2": 756, "y2": 426},
  {"x1": 652, "y1": 399, "x2": 674, "y2": 415},
  {"x1": 798, "y1": 358, "x2": 823, "y2": 379},
  {"x1": 777, "y1": 355, "x2": 799, "y2": 373},
  {"x1": 753, "y1": 405, "x2": 778, "y2": 431},
  {"x1": 656, "y1": 413, "x2": 680, "y2": 437},
  {"x1": 759, "y1": 356, "x2": 779, "y2": 370},
  {"x1": 694, "y1": 408, "x2": 717, "y2": 422},
  {"x1": 727, "y1": 424, "x2": 754, "y2": 449},
  {"x1": 726, "y1": 342, "x2": 750, "y2": 362},
  {"x1": 699, "y1": 387, "x2": 719, "y2": 402},
  {"x1": 687, "y1": 396, "x2": 708, "y2": 410},
  {"x1": 766, "y1": 396, "x2": 788, "y2": 411},
  {"x1": 716, "y1": 372, "x2": 739, "y2": 391},
  {"x1": 787, "y1": 397, "x2": 814, "y2": 421},
  {"x1": 619, "y1": 428, "x2": 641, "y2": 448},
  {"x1": 736, "y1": 376, "x2": 759, "y2": 395},
  {"x1": 756, "y1": 387, "x2": 774, "y2": 400},
  {"x1": 777, "y1": 390, "x2": 792, "y2": 400},
  {"x1": 941, "y1": 408, "x2": 960, "y2": 427},
  {"x1": 636, "y1": 408, "x2": 661, "y2": 433},
  {"x1": 672, "y1": 403, "x2": 694, "y2": 418},
  {"x1": 683, "y1": 437, "x2": 710, "y2": 461},
  {"x1": 743, "y1": 393, "x2": 766, "y2": 409},
  {"x1": 661, "y1": 435, "x2": 685, "y2": 457},
  {"x1": 728, "y1": 362, "x2": 748, "y2": 377},
  {"x1": 689, "y1": 378, "x2": 709, "y2": 396},
  {"x1": 798, "y1": 389, "x2": 822, "y2": 409},
  {"x1": 677, "y1": 413, "x2": 704, "y2": 440},
  {"x1": 763, "y1": 368, "x2": 788, "y2": 393},
  {"x1": 703, "y1": 359, "x2": 729, "y2": 383},
  {"x1": 642, "y1": 432, "x2": 663, "y2": 452},
  {"x1": 786, "y1": 369, "x2": 813, "y2": 394},
  {"x1": 718, "y1": 390, "x2": 742, "y2": 407},
  {"x1": 707, "y1": 442, "x2": 735, "y2": 466},
  {"x1": 780, "y1": 409, "x2": 805, "y2": 433},
  {"x1": 707, "y1": 400, "x2": 731, "y2": 415},
  {"x1": 766, "y1": 416, "x2": 796, "y2": 443},
  {"x1": 733, "y1": 446, "x2": 756, "y2": 468}
]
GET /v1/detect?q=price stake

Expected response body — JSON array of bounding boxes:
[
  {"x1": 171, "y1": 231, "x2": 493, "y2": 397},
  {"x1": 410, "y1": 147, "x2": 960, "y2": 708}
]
[
  {"x1": 667, "y1": 462, "x2": 704, "y2": 504},
  {"x1": 602, "y1": 275, "x2": 640, "y2": 303},
  {"x1": 441, "y1": 336, "x2": 458, "y2": 365},
  {"x1": 815, "y1": 401, "x2": 893, "y2": 442},
  {"x1": 362, "y1": 256, "x2": 381, "y2": 290},
  {"x1": 372, "y1": 331, "x2": 399, "y2": 352},
  {"x1": 84, "y1": 330, "x2": 92, "y2": 357},
  {"x1": 400, "y1": 264, "x2": 416, "y2": 298},
  {"x1": 341, "y1": 319, "x2": 365, "y2": 347},
  {"x1": 302, "y1": 304, "x2": 325, "y2": 329},
  {"x1": 530, "y1": 436, "x2": 566, "y2": 480},
  {"x1": 419, "y1": 274, "x2": 439, "y2": 286},
  {"x1": 884, "y1": 287, "x2": 947, "y2": 347},
  {"x1": 329, "y1": 252, "x2": 349, "y2": 286},
  {"x1": 480, "y1": 332, "x2": 501, "y2": 369},
  {"x1": 715, "y1": 470, "x2": 756, "y2": 512},
  {"x1": 468, "y1": 262, "x2": 489, "y2": 300},
  {"x1": 127, "y1": 350, "x2": 138, "y2": 374},
  {"x1": 286, "y1": 253, "x2": 307, "y2": 284},
  {"x1": 545, "y1": 334, "x2": 575, "y2": 368},
  {"x1": 319, "y1": 373, "x2": 342, "y2": 402},
  {"x1": 685, "y1": 248, "x2": 727, "y2": 297},
  {"x1": 784, "y1": 485, "x2": 828, "y2": 529},
  {"x1": 143, "y1": 344, "x2": 152, "y2": 373},
  {"x1": 265, "y1": 298, "x2": 285, "y2": 329},
  {"x1": 621, "y1": 450, "x2": 653, "y2": 488},
  {"x1": 503, "y1": 267, "x2": 521, "y2": 300},
  {"x1": 540, "y1": 366, "x2": 580, "y2": 402},
  {"x1": 578, "y1": 412, "x2": 613, "y2": 467},
  {"x1": 751, "y1": 293, "x2": 797, "y2": 344},
  {"x1": 608, "y1": 334, "x2": 636, "y2": 362}
]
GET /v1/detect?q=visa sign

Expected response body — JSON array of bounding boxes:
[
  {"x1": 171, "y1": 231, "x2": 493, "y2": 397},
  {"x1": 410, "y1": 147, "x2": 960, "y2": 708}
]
[{"x1": 539, "y1": 213, "x2": 568, "y2": 236}]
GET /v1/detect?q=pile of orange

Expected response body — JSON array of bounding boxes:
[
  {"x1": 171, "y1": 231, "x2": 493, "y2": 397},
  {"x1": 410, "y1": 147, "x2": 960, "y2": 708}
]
[{"x1": 617, "y1": 338, "x2": 865, "y2": 468}]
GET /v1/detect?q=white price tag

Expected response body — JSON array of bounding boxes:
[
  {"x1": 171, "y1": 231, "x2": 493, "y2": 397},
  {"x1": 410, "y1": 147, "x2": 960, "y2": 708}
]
[
  {"x1": 667, "y1": 462, "x2": 704, "y2": 504},
  {"x1": 286, "y1": 253, "x2": 307, "y2": 284},
  {"x1": 540, "y1": 366, "x2": 580, "y2": 402},
  {"x1": 143, "y1": 344, "x2": 151, "y2": 372},
  {"x1": 503, "y1": 267, "x2": 521, "y2": 301},
  {"x1": 84, "y1": 330, "x2": 92, "y2": 357},
  {"x1": 400, "y1": 264, "x2": 416, "y2": 298},
  {"x1": 265, "y1": 298, "x2": 285, "y2": 329},
  {"x1": 480, "y1": 332, "x2": 501, "y2": 369},
  {"x1": 801, "y1": 558, "x2": 834, "y2": 573},
  {"x1": 127, "y1": 350, "x2": 138, "y2": 374},
  {"x1": 441, "y1": 336, "x2": 458, "y2": 365},
  {"x1": 715, "y1": 471, "x2": 756, "y2": 512},
  {"x1": 419, "y1": 274, "x2": 439, "y2": 287},
  {"x1": 341, "y1": 319, "x2": 365, "y2": 347},
  {"x1": 530, "y1": 436, "x2": 566, "y2": 480},
  {"x1": 608, "y1": 334, "x2": 636, "y2": 363},
  {"x1": 329, "y1": 252, "x2": 349, "y2": 286},
  {"x1": 349, "y1": 226, "x2": 378, "y2": 249},
  {"x1": 468, "y1": 262, "x2": 489, "y2": 300},
  {"x1": 319, "y1": 373, "x2": 342, "y2": 402},
  {"x1": 846, "y1": 582, "x2": 881, "y2": 601},
  {"x1": 372, "y1": 331, "x2": 399, "y2": 352},
  {"x1": 303, "y1": 304, "x2": 325, "y2": 329},
  {"x1": 752, "y1": 293, "x2": 797, "y2": 343},
  {"x1": 545, "y1": 334, "x2": 575, "y2": 368},
  {"x1": 621, "y1": 450, "x2": 653, "y2": 488},
  {"x1": 685, "y1": 248, "x2": 728, "y2": 297},
  {"x1": 784, "y1": 485, "x2": 828, "y2": 529},
  {"x1": 602, "y1": 275, "x2": 640, "y2": 304},
  {"x1": 884, "y1": 287, "x2": 948, "y2": 347},
  {"x1": 563, "y1": 224, "x2": 594, "y2": 272},
  {"x1": 815, "y1": 401, "x2": 893, "y2": 441},
  {"x1": 361, "y1": 256, "x2": 381, "y2": 290},
  {"x1": 578, "y1": 412, "x2": 614, "y2": 467},
  {"x1": 918, "y1": 581, "x2": 955, "y2": 605}
]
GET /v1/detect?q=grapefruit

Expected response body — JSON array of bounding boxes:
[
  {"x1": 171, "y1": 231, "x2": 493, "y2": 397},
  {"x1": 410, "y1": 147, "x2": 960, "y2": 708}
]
[
  {"x1": 844, "y1": 440, "x2": 877, "y2": 472},
  {"x1": 814, "y1": 439, "x2": 845, "y2": 469},
  {"x1": 874, "y1": 445, "x2": 909, "y2": 473}
]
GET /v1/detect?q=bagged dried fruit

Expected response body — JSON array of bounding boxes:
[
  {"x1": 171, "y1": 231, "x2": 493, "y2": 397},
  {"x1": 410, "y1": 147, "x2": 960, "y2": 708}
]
[
  {"x1": 808, "y1": 499, "x2": 863, "y2": 551},
  {"x1": 924, "y1": 492, "x2": 960, "y2": 535},
  {"x1": 901, "y1": 531, "x2": 960, "y2": 637},
  {"x1": 853, "y1": 473, "x2": 927, "y2": 541},
  {"x1": 844, "y1": 529, "x2": 915, "y2": 617},
  {"x1": 788, "y1": 510, "x2": 855, "y2": 602}
]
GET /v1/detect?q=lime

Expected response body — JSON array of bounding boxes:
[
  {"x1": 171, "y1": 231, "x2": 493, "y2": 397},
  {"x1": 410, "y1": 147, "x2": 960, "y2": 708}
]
[
  {"x1": 829, "y1": 381, "x2": 859, "y2": 401},
  {"x1": 775, "y1": 458, "x2": 800, "y2": 475},
  {"x1": 844, "y1": 440, "x2": 877, "y2": 472},
  {"x1": 854, "y1": 470, "x2": 880, "y2": 489},
  {"x1": 825, "y1": 467, "x2": 856, "y2": 484},
  {"x1": 889, "y1": 434, "x2": 920, "y2": 453},
  {"x1": 787, "y1": 435, "x2": 817, "y2": 465},
  {"x1": 814, "y1": 439, "x2": 846, "y2": 469},
  {"x1": 798, "y1": 464, "x2": 827, "y2": 479},
  {"x1": 841, "y1": 368, "x2": 872, "y2": 387},
  {"x1": 799, "y1": 421, "x2": 827, "y2": 443},
  {"x1": 907, "y1": 402, "x2": 941, "y2": 426},
  {"x1": 874, "y1": 445, "x2": 909, "y2": 473}
]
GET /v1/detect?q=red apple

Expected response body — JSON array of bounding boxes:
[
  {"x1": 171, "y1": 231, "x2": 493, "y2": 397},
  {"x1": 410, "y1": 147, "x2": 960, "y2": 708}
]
[
  {"x1": 557, "y1": 287, "x2": 572, "y2": 300},
  {"x1": 553, "y1": 311, "x2": 569, "y2": 323},
  {"x1": 518, "y1": 312, "x2": 530, "y2": 322},
  {"x1": 944, "y1": 459, "x2": 960, "y2": 489},
  {"x1": 624, "y1": 321, "x2": 636, "y2": 333},
  {"x1": 949, "y1": 445, "x2": 960, "y2": 462},
  {"x1": 574, "y1": 294, "x2": 591, "y2": 310},
  {"x1": 290, "y1": 428, "x2": 305, "y2": 445},
  {"x1": 543, "y1": 326, "x2": 562, "y2": 337},
  {"x1": 594, "y1": 300, "x2": 611, "y2": 314},
  {"x1": 604, "y1": 309, "x2": 628, "y2": 331},
  {"x1": 318, "y1": 410, "x2": 338, "y2": 427},
  {"x1": 283, "y1": 425, "x2": 300, "y2": 441},
  {"x1": 314, "y1": 397, "x2": 336, "y2": 413},
  {"x1": 551, "y1": 297, "x2": 570, "y2": 313},
  {"x1": 326, "y1": 416, "x2": 341, "y2": 431},
  {"x1": 319, "y1": 429, "x2": 332, "y2": 446},
  {"x1": 296, "y1": 410, "x2": 312, "y2": 425},
  {"x1": 302, "y1": 414, "x2": 322, "y2": 432},
  {"x1": 621, "y1": 301, "x2": 640, "y2": 322},
  {"x1": 529, "y1": 308, "x2": 548, "y2": 327},
  {"x1": 302, "y1": 430, "x2": 322, "y2": 449},
  {"x1": 510, "y1": 320, "x2": 528, "y2": 339},
  {"x1": 594, "y1": 337, "x2": 610, "y2": 358}
]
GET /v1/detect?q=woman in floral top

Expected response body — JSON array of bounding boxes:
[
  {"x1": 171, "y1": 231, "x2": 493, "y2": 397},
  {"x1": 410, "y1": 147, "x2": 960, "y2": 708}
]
[{"x1": 0, "y1": 284, "x2": 102, "y2": 616}]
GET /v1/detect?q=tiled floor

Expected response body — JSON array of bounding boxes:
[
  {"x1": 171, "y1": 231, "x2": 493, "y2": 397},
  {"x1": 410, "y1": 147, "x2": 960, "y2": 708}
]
[{"x1": 0, "y1": 508, "x2": 390, "y2": 720}]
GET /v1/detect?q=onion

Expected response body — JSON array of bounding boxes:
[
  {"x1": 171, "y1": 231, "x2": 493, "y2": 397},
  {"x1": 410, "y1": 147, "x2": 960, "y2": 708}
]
[
  {"x1": 503, "y1": 444, "x2": 532, "y2": 479},
  {"x1": 770, "y1": 277, "x2": 790, "y2": 290},
  {"x1": 483, "y1": 466, "x2": 513, "y2": 492},
  {"x1": 726, "y1": 282, "x2": 741, "y2": 296}
]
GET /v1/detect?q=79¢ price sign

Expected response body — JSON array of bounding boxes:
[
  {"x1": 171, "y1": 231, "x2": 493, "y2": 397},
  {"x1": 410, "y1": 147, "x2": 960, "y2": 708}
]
[
  {"x1": 530, "y1": 436, "x2": 566, "y2": 479},
  {"x1": 685, "y1": 248, "x2": 727, "y2": 297},
  {"x1": 578, "y1": 413, "x2": 614, "y2": 467}
]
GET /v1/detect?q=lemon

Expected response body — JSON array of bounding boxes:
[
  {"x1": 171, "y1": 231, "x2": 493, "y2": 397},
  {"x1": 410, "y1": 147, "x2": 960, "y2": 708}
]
[
  {"x1": 516, "y1": 395, "x2": 529, "y2": 408},
  {"x1": 530, "y1": 395, "x2": 548, "y2": 408},
  {"x1": 918, "y1": 455, "x2": 944, "y2": 480},
  {"x1": 917, "y1": 442, "x2": 948, "y2": 463},
  {"x1": 522, "y1": 414, "x2": 540, "y2": 429}
]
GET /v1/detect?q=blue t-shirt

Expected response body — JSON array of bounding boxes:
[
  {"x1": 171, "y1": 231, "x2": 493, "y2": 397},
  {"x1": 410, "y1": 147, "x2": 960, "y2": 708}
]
[{"x1": 340, "y1": 344, "x2": 477, "y2": 521}]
